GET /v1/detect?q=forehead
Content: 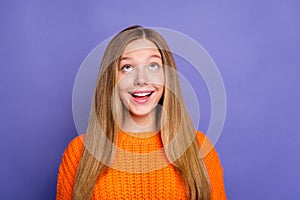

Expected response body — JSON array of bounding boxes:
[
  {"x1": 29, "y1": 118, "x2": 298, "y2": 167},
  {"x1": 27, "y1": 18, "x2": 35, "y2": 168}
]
[{"x1": 122, "y1": 39, "x2": 160, "y2": 56}]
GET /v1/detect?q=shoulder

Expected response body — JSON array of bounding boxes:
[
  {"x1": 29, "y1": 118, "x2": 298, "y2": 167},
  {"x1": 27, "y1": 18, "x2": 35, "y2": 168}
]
[
  {"x1": 194, "y1": 130, "x2": 227, "y2": 199},
  {"x1": 195, "y1": 130, "x2": 206, "y2": 144},
  {"x1": 194, "y1": 130, "x2": 223, "y2": 169},
  {"x1": 64, "y1": 134, "x2": 85, "y2": 151},
  {"x1": 195, "y1": 130, "x2": 213, "y2": 156},
  {"x1": 60, "y1": 134, "x2": 86, "y2": 164},
  {"x1": 56, "y1": 134, "x2": 85, "y2": 199},
  {"x1": 67, "y1": 134, "x2": 85, "y2": 149},
  {"x1": 57, "y1": 134, "x2": 86, "y2": 183}
]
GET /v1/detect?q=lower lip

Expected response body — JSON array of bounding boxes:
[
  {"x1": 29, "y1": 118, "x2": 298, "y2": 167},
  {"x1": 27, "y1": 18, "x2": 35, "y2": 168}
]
[{"x1": 131, "y1": 93, "x2": 153, "y2": 104}]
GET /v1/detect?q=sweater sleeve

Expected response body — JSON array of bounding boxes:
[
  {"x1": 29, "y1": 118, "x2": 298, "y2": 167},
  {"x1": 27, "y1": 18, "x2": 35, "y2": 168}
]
[
  {"x1": 56, "y1": 135, "x2": 85, "y2": 200},
  {"x1": 196, "y1": 131, "x2": 227, "y2": 200}
]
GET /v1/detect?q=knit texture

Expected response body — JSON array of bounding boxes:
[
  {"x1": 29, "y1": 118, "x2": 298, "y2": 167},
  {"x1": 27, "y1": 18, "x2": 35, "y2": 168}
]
[{"x1": 56, "y1": 131, "x2": 226, "y2": 199}]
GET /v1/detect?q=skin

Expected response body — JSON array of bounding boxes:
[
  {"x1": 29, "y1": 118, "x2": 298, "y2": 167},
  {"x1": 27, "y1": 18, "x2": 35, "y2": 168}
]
[{"x1": 117, "y1": 38, "x2": 164, "y2": 136}]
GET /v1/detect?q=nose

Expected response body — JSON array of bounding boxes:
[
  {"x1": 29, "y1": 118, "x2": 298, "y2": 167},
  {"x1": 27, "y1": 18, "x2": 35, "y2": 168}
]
[{"x1": 134, "y1": 66, "x2": 148, "y2": 87}]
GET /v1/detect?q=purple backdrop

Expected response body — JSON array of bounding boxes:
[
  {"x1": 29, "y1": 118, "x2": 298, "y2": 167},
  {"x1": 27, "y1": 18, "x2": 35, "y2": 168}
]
[{"x1": 1, "y1": 0, "x2": 299, "y2": 199}]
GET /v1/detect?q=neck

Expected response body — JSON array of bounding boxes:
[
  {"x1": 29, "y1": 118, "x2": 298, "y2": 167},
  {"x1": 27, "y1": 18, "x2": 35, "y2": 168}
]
[{"x1": 121, "y1": 109, "x2": 158, "y2": 134}]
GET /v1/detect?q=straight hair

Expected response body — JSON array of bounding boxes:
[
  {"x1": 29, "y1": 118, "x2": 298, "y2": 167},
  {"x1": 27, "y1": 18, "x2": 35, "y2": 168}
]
[{"x1": 73, "y1": 26, "x2": 211, "y2": 200}]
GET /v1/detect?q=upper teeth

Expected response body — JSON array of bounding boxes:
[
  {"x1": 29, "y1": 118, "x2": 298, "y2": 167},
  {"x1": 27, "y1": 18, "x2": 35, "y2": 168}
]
[{"x1": 133, "y1": 92, "x2": 151, "y2": 97}]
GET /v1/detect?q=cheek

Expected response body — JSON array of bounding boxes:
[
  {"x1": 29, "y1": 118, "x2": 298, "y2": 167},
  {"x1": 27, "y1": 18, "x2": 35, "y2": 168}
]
[
  {"x1": 151, "y1": 71, "x2": 164, "y2": 86},
  {"x1": 117, "y1": 75, "x2": 133, "y2": 92},
  {"x1": 117, "y1": 85, "x2": 128, "y2": 106},
  {"x1": 155, "y1": 72, "x2": 164, "y2": 100},
  {"x1": 154, "y1": 79, "x2": 164, "y2": 100},
  {"x1": 116, "y1": 80, "x2": 128, "y2": 105},
  {"x1": 157, "y1": 86, "x2": 164, "y2": 97}
]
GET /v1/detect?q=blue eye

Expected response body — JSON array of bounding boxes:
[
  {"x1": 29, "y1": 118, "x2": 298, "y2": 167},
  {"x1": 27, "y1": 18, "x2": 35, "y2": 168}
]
[
  {"x1": 149, "y1": 63, "x2": 160, "y2": 70},
  {"x1": 121, "y1": 65, "x2": 134, "y2": 72}
]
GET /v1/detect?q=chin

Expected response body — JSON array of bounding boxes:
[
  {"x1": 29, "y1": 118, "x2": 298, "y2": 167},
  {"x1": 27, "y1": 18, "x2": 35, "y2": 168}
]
[{"x1": 128, "y1": 106, "x2": 157, "y2": 117}]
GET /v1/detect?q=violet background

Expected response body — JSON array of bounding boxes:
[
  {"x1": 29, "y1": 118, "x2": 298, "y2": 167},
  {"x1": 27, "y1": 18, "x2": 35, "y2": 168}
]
[{"x1": 1, "y1": 0, "x2": 299, "y2": 199}]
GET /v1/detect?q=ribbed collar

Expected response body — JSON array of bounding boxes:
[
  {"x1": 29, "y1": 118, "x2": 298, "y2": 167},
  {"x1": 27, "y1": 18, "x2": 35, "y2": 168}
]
[{"x1": 117, "y1": 130, "x2": 163, "y2": 153}]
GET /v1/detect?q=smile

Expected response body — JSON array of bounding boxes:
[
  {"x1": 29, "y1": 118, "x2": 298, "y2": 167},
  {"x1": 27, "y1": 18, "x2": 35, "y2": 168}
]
[
  {"x1": 132, "y1": 91, "x2": 153, "y2": 98},
  {"x1": 129, "y1": 90, "x2": 154, "y2": 104}
]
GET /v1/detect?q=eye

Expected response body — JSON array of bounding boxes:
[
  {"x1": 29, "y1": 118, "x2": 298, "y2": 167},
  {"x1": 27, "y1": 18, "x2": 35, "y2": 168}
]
[
  {"x1": 149, "y1": 63, "x2": 160, "y2": 70},
  {"x1": 121, "y1": 64, "x2": 134, "y2": 72}
]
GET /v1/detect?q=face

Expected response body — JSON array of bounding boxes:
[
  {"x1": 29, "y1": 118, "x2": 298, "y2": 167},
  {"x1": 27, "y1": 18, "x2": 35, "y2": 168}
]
[{"x1": 117, "y1": 39, "x2": 164, "y2": 120}]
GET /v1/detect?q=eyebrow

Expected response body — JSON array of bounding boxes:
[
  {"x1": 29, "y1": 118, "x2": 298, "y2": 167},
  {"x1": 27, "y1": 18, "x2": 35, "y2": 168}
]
[{"x1": 120, "y1": 54, "x2": 162, "y2": 61}]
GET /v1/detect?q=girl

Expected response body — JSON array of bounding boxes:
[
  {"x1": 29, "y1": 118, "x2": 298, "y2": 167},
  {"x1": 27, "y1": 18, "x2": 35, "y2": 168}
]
[{"x1": 56, "y1": 25, "x2": 226, "y2": 200}]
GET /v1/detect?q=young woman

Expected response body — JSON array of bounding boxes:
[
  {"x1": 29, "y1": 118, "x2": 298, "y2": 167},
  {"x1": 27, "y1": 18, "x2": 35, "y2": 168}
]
[{"x1": 56, "y1": 25, "x2": 226, "y2": 200}]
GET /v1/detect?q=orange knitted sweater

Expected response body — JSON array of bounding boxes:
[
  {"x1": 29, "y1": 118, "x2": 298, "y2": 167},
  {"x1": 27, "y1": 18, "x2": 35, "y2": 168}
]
[{"x1": 56, "y1": 131, "x2": 226, "y2": 199}]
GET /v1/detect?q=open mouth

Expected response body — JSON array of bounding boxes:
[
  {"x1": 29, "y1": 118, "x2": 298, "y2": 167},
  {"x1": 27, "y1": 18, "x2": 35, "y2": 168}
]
[
  {"x1": 129, "y1": 91, "x2": 154, "y2": 104},
  {"x1": 131, "y1": 91, "x2": 154, "y2": 98}
]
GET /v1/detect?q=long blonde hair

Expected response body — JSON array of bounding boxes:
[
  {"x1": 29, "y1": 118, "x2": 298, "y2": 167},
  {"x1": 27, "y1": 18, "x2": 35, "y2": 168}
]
[{"x1": 73, "y1": 25, "x2": 211, "y2": 200}]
